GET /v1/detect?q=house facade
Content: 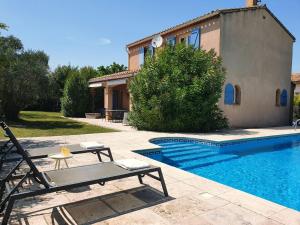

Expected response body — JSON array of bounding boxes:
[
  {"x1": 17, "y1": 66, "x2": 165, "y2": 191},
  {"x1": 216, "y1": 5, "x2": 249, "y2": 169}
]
[{"x1": 89, "y1": 0, "x2": 295, "y2": 128}]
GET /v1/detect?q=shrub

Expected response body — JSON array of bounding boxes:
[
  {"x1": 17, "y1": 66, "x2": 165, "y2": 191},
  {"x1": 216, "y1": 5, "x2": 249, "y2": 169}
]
[
  {"x1": 61, "y1": 72, "x2": 89, "y2": 117},
  {"x1": 129, "y1": 44, "x2": 228, "y2": 132},
  {"x1": 294, "y1": 95, "x2": 300, "y2": 106}
]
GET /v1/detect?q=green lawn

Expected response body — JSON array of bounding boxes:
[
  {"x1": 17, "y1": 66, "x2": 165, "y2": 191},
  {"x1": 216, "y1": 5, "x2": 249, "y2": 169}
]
[{"x1": 3, "y1": 111, "x2": 117, "y2": 138}]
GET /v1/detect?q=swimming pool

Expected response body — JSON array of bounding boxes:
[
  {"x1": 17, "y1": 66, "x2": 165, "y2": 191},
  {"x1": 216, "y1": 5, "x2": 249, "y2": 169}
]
[{"x1": 136, "y1": 135, "x2": 300, "y2": 211}]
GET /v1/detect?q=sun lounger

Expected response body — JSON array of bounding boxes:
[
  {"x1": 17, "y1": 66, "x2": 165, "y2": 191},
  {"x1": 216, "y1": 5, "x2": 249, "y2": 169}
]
[
  {"x1": 27, "y1": 144, "x2": 113, "y2": 161},
  {"x1": 0, "y1": 139, "x2": 113, "y2": 169},
  {"x1": 0, "y1": 121, "x2": 168, "y2": 225}
]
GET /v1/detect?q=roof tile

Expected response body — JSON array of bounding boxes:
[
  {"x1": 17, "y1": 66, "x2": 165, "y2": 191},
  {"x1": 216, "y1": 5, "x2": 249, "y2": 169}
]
[{"x1": 292, "y1": 73, "x2": 300, "y2": 83}]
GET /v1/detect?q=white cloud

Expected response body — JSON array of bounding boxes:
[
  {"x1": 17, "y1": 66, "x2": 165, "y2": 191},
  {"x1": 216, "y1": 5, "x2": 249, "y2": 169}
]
[{"x1": 97, "y1": 38, "x2": 112, "y2": 46}]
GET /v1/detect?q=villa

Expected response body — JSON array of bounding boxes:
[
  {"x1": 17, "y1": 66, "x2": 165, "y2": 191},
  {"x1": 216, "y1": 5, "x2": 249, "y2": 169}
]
[{"x1": 89, "y1": 0, "x2": 295, "y2": 128}]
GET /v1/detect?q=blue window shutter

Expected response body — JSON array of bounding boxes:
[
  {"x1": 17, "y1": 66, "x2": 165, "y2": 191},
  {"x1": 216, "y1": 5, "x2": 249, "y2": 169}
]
[
  {"x1": 188, "y1": 27, "x2": 200, "y2": 49},
  {"x1": 167, "y1": 36, "x2": 176, "y2": 46},
  {"x1": 197, "y1": 28, "x2": 201, "y2": 48},
  {"x1": 280, "y1": 89, "x2": 288, "y2": 106},
  {"x1": 139, "y1": 47, "x2": 144, "y2": 67},
  {"x1": 224, "y1": 83, "x2": 234, "y2": 105}
]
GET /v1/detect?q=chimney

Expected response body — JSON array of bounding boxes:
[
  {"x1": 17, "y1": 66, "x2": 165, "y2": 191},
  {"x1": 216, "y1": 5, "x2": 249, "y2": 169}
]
[{"x1": 246, "y1": 0, "x2": 258, "y2": 7}]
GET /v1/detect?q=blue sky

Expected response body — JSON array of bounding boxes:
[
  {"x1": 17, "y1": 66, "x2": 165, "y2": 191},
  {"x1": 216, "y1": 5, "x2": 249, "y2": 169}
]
[{"x1": 0, "y1": 0, "x2": 299, "y2": 72}]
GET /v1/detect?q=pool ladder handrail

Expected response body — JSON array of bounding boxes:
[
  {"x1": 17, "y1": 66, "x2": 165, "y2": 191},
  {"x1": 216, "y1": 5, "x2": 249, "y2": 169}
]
[{"x1": 293, "y1": 119, "x2": 300, "y2": 130}]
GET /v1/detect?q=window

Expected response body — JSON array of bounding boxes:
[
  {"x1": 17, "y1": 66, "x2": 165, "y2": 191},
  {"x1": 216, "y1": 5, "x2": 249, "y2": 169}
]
[
  {"x1": 166, "y1": 36, "x2": 176, "y2": 46},
  {"x1": 224, "y1": 83, "x2": 234, "y2": 105},
  {"x1": 280, "y1": 89, "x2": 288, "y2": 106},
  {"x1": 234, "y1": 85, "x2": 241, "y2": 105},
  {"x1": 148, "y1": 45, "x2": 154, "y2": 57},
  {"x1": 275, "y1": 89, "x2": 280, "y2": 106},
  {"x1": 180, "y1": 37, "x2": 186, "y2": 44},
  {"x1": 139, "y1": 47, "x2": 144, "y2": 67},
  {"x1": 188, "y1": 27, "x2": 201, "y2": 49}
]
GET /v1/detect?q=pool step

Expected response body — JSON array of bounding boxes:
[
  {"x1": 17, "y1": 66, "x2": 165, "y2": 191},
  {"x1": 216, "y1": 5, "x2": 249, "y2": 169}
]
[
  {"x1": 159, "y1": 143, "x2": 202, "y2": 149},
  {"x1": 178, "y1": 154, "x2": 237, "y2": 170},
  {"x1": 170, "y1": 152, "x2": 219, "y2": 163},
  {"x1": 161, "y1": 145, "x2": 212, "y2": 154},
  {"x1": 163, "y1": 148, "x2": 214, "y2": 157}
]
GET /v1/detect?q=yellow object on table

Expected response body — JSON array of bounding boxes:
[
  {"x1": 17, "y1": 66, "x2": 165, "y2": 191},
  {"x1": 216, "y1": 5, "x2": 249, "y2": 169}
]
[
  {"x1": 49, "y1": 147, "x2": 73, "y2": 170},
  {"x1": 60, "y1": 147, "x2": 71, "y2": 156}
]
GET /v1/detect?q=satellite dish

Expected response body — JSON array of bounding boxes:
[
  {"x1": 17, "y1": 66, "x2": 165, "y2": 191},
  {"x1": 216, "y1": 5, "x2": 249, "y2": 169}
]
[{"x1": 151, "y1": 35, "x2": 163, "y2": 48}]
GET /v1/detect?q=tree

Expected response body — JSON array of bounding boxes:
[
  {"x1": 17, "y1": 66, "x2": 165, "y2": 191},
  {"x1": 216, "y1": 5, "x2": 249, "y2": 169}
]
[
  {"x1": 0, "y1": 23, "x2": 8, "y2": 32},
  {"x1": 97, "y1": 62, "x2": 127, "y2": 75},
  {"x1": 0, "y1": 48, "x2": 49, "y2": 120},
  {"x1": 0, "y1": 27, "x2": 23, "y2": 117},
  {"x1": 0, "y1": 22, "x2": 50, "y2": 120},
  {"x1": 129, "y1": 44, "x2": 228, "y2": 132},
  {"x1": 50, "y1": 65, "x2": 78, "y2": 96},
  {"x1": 79, "y1": 66, "x2": 98, "y2": 80},
  {"x1": 61, "y1": 72, "x2": 90, "y2": 117}
]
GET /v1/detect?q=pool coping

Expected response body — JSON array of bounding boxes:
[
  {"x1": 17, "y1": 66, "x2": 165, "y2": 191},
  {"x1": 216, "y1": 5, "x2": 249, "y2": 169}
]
[{"x1": 149, "y1": 132, "x2": 300, "y2": 145}]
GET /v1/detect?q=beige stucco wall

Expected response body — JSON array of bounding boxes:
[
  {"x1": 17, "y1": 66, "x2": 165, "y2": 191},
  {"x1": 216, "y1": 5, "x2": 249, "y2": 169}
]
[
  {"x1": 200, "y1": 18, "x2": 221, "y2": 56},
  {"x1": 219, "y1": 9, "x2": 294, "y2": 128},
  {"x1": 128, "y1": 47, "x2": 140, "y2": 71}
]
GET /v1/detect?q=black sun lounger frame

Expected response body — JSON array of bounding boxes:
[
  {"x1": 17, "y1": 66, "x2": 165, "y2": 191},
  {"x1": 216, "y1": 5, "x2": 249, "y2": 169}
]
[{"x1": 0, "y1": 121, "x2": 168, "y2": 225}]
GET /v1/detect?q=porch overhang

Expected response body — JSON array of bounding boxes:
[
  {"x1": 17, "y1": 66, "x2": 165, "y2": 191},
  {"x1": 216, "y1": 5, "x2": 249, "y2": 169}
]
[
  {"x1": 292, "y1": 73, "x2": 300, "y2": 85},
  {"x1": 89, "y1": 82, "x2": 103, "y2": 88},
  {"x1": 88, "y1": 70, "x2": 139, "y2": 88},
  {"x1": 107, "y1": 78, "x2": 127, "y2": 86}
]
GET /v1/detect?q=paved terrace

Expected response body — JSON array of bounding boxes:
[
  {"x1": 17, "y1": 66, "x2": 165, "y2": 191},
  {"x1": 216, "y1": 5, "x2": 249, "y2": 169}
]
[{"x1": 5, "y1": 119, "x2": 300, "y2": 225}]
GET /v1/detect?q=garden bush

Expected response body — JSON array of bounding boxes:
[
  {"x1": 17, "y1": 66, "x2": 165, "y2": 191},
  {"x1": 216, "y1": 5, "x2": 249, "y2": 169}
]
[
  {"x1": 129, "y1": 44, "x2": 228, "y2": 132},
  {"x1": 61, "y1": 72, "x2": 90, "y2": 117}
]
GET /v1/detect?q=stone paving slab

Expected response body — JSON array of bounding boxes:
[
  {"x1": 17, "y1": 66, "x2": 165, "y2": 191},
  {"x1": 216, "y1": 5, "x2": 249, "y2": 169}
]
[{"x1": 3, "y1": 124, "x2": 300, "y2": 224}]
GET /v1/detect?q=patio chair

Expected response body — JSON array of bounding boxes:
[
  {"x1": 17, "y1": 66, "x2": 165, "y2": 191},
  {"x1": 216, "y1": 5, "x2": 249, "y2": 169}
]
[
  {"x1": 99, "y1": 108, "x2": 106, "y2": 119},
  {"x1": 0, "y1": 121, "x2": 168, "y2": 225},
  {"x1": 123, "y1": 112, "x2": 129, "y2": 125}
]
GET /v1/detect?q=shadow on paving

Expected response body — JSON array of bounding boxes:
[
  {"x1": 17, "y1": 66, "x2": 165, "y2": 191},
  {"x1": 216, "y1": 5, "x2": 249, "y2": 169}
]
[{"x1": 12, "y1": 186, "x2": 173, "y2": 225}]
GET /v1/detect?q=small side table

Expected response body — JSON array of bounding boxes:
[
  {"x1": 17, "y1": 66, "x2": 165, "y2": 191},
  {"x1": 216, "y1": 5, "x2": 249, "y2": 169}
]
[{"x1": 49, "y1": 153, "x2": 73, "y2": 170}]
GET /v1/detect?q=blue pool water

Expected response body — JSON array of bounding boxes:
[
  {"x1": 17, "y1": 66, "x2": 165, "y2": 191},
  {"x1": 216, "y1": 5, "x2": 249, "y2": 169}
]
[{"x1": 136, "y1": 135, "x2": 300, "y2": 210}]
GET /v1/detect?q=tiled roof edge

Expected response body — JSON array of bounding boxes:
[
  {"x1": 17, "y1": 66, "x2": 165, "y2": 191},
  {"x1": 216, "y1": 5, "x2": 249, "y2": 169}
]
[{"x1": 89, "y1": 70, "x2": 139, "y2": 83}]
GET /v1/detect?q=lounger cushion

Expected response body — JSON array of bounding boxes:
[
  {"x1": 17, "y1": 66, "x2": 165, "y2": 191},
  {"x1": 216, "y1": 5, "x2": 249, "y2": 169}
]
[
  {"x1": 115, "y1": 159, "x2": 150, "y2": 170},
  {"x1": 80, "y1": 142, "x2": 104, "y2": 149}
]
